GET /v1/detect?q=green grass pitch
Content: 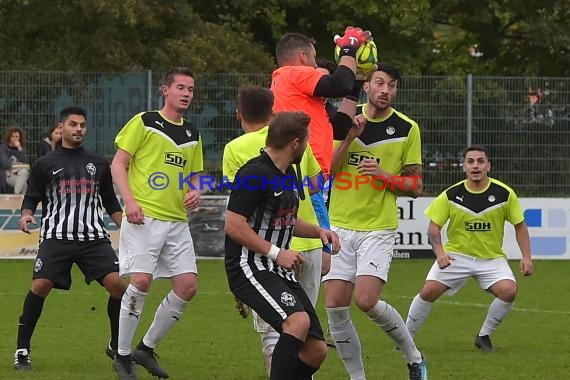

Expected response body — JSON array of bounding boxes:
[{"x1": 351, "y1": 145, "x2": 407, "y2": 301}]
[{"x1": 0, "y1": 259, "x2": 568, "y2": 379}]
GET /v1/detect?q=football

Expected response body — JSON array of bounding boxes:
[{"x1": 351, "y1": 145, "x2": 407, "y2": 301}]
[{"x1": 334, "y1": 40, "x2": 379, "y2": 74}]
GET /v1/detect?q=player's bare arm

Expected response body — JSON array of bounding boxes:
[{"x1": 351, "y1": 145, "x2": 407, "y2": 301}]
[
  {"x1": 394, "y1": 164, "x2": 423, "y2": 198},
  {"x1": 19, "y1": 209, "x2": 36, "y2": 234},
  {"x1": 428, "y1": 221, "x2": 454, "y2": 269},
  {"x1": 111, "y1": 148, "x2": 144, "y2": 224},
  {"x1": 293, "y1": 218, "x2": 341, "y2": 254},
  {"x1": 110, "y1": 211, "x2": 122, "y2": 228},
  {"x1": 514, "y1": 221, "x2": 534, "y2": 276},
  {"x1": 183, "y1": 174, "x2": 203, "y2": 210},
  {"x1": 225, "y1": 211, "x2": 304, "y2": 271}
]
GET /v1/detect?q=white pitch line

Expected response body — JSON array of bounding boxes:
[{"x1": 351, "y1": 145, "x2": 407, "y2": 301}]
[{"x1": 396, "y1": 295, "x2": 570, "y2": 315}]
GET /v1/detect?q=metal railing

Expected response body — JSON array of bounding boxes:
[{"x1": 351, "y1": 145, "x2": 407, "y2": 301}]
[{"x1": 1, "y1": 71, "x2": 569, "y2": 196}]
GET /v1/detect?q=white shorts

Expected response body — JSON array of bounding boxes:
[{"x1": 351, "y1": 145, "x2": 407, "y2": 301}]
[
  {"x1": 297, "y1": 248, "x2": 323, "y2": 307},
  {"x1": 426, "y1": 252, "x2": 516, "y2": 296},
  {"x1": 119, "y1": 216, "x2": 197, "y2": 279},
  {"x1": 322, "y1": 226, "x2": 395, "y2": 283}
]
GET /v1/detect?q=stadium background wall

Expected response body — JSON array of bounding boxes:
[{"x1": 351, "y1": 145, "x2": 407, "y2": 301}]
[{"x1": 1, "y1": 195, "x2": 568, "y2": 260}]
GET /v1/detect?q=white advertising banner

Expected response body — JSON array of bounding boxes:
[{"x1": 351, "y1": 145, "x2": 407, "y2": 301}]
[
  {"x1": 1, "y1": 195, "x2": 569, "y2": 260},
  {"x1": 395, "y1": 197, "x2": 570, "y2": 260}
]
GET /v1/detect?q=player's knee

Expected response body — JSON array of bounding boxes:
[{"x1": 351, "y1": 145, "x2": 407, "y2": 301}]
[
  {"x1": 499, "y1": 284, "x2": 517, "y2": 302},
  {"x1": 354, "y1": 293, "x2": 377, "y2": 312},
  {"x1": 31, "y1": 278, "x2": 54, "y2": 297},
  {"x1": 130, "y1": 276, "x2": 152, "y2": 293},
  {"x1": 419, "y1": 282, "x2": 445, "y2": 302},
  {"x1": 175, "y1": 281, "x2": 198, "y2": 301}
]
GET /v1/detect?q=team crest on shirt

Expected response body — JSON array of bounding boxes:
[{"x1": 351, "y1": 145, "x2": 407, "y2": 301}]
[
  {"x1": 34, "y1": 258, "x2": 43, "y2": 273},
  {"x1": 185, "y1": 129, "x2": 192, "y2": 138},
  {"x1": 86, "y1": 163, "x2": 96, "y2": 176},
  {"x1": 488, "y1": 195, "x2": 496, "y2": 202},
  {"x1": 386, "y1": 126, "x2": 395, "y2": 135},
  {"x1": 280, "y1": 292, "x2": 296, "y2": 307}
]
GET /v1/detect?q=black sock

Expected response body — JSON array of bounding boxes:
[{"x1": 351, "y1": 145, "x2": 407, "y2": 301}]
[
  {"x1": 270, "y1": 333, "x2": 303, "y2": 380},
  {"x1": 17, "y1": 291, "x2": 46, "y2": 349},
  {"x1": 296, "y1": 356, "x2": 319, "y2": 379},
  {"x1": 107, "y1": 296, "x2": 121, "y2": 350}
]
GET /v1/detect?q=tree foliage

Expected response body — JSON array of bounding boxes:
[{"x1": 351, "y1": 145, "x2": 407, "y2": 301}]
[
  {"x1": 0, "y1": 0, "x2": 275, "y2": 73},
  {"x1": 1, "y1": 0, "x2": 569, "y2": 75}
]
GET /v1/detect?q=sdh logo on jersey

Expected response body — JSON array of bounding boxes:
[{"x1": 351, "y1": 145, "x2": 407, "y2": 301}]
[
  {"x1": 347, "y1": 151, "x2": 380, "y2": 166},
  {"x1": 164, "y1": 152, "x2": 187, "y2": 168},
  {"x1": 465, "y1": 219, "x2": 491, "y2": 232}
]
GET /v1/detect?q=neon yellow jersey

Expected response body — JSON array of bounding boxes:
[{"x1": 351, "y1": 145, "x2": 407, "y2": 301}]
[
  {"x1": 425, "y1": 178, "x2": 524, "y2": 259},
  {"x1": 222, "y1": 127, "x2": 266, "y2": 183},
  {"x1": 329, "y1": 105, "x2": 422, "y2": 231},
  {"x1": 222, "y1": 126, "x2": 322, "y2": 251},
  {"x1": 115, "y1": 111, "x2": 203, "y2": 222}
]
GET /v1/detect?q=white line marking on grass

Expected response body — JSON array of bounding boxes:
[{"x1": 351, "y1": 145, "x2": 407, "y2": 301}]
[{"x1": 397, "y1": 295, "x2": 570, "y2": 315}]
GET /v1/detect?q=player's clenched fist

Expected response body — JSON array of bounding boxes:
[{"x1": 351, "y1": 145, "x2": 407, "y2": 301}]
[{"x1": 276, "y1": 249, "x2": 305, "y2": 271}]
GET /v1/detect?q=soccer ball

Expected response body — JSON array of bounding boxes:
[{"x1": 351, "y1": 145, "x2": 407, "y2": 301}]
[{"x1": 334, "y1": 40, "x2": 378, "y2": 74}]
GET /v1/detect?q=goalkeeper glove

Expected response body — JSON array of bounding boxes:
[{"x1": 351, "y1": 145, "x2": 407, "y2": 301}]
[{"x1": 334, "y1": 27, "x2": 372, "y2": 58}]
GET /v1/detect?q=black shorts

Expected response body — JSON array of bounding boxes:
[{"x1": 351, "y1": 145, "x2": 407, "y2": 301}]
[
  {"x1": 33, "y1": 239, "x2": 119, "y2": 290},
  {"x1": 227, "y1": 268, "x2": 324, "y2": 341}
]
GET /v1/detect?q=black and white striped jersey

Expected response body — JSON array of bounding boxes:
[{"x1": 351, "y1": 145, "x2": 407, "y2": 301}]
[
  {"x1": 225, "y1": 152, "x2": 300, "y2": 282},
  {"x1": 22, "y1": 147, "x2": 121, "y2": 242}
]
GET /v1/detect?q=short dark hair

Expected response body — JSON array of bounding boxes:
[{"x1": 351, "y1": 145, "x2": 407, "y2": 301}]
[
  {"x1": 316, "y1": 58, "x2": 337, "y2": 74},
  {"x1": 238, "y1": 86, "x2": 274, "y2": 124},
  {"x1": 266, "y1": 111, "x2": 310, "y2": 149},
  {"x1": 368, "y1": 63, "x2": 401, "y2": 82},
  {"x1": 59, "y1": 106, "x2": 86, "y2": 123},
  {"x1": 463, "y1": 145, "x2": 490, "y2": 160},
  {"x1": 46, "y1": 123, "x2": 60, "y2": 138},
  {"x1": 162, "y1": 67, "x2": 194, "y2": 87},
  {"x1": 4, "y1": 126, "x2": 25, "y2": 146},
  {"x1": 276, "y1": 33, "x2": 315, "y2": 66}
]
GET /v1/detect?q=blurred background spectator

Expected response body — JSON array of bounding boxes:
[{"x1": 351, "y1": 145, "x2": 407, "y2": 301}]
[
  {"x1": 37, "y1": 123, "x2": 62, "y2": 158},
  {"x1": 0, "y1": 126, "x2": 30, "y2": 194}
]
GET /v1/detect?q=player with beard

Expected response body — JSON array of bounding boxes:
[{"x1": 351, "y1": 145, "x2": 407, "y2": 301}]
[
  {"x1": 323, "y1": 64, "x2": 427, "y2": 380},
  {"x1": 13, "y1": 106, "x2": 125, "y2": 371},
  {"x1": 224, "y1": 111, "x2": 340, "y2": 380},
  {"x1": 405, "y1": 145, "x2": 533, "y2": 353}
]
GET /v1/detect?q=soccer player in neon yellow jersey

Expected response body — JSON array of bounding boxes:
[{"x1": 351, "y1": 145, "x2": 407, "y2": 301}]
[
  {"x1": 223, "y1": 86, "x2": 325, "y2": 375},
  {"x1": 405, "y1": 145, "x2": 533, "y2": 353},
  {"x1": 111, "y1": 67, "x2": 204, "y2": 380},
  {"x1": 323, "y1": 64, "x2": 427, "y2": 380}
]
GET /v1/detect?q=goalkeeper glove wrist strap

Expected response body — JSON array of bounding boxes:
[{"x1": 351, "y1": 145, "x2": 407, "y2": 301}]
[{"x1": 339, "y1": 45, "x2": 357, "y2": 58}]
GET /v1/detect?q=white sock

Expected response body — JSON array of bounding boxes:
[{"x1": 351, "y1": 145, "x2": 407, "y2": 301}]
[
  {"x1": 366, "y1": 300, "x2": 422, "y2": 364},
  {"x1": 479, "y1": 298, "x2": 513, "y2": 336},
  {"x1": 327, "y1": 306, "x2": 366, "y2": 380},
  {"x1": 260, "y1": 329, "x2": 280, "y2": 375},
  {"x1": 142, "y1": 290, "x2": 188, "y2": 349},
  {"x1": 118, "y1": 284, "x2": 147, "y2": 356},
  {"x1": 406, "y1": 294, "x2": 433, "y2": 338}
]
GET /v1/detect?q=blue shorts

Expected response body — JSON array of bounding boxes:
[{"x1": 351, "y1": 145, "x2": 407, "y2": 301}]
[{"x1": 310, "y1": 174, "x2": 331, "y2": 253}]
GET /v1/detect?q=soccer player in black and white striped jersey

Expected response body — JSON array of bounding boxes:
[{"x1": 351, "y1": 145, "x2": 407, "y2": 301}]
[
  {"x1": 225, "y1": 111, "x2": 340, "y2": 380},
  {"x1": 13, "y1": 106, "x2": 126, "y2": 371}
]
